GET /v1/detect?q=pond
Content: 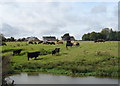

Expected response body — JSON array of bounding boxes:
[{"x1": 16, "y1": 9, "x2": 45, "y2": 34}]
[{"x1": 5, "y1": 73, "x2": 118, "y2": 84}]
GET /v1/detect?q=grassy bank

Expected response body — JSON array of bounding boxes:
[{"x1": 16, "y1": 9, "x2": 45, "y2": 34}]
[{"x1": 1, "y1": 41, "x2": 120, "y2": 78}]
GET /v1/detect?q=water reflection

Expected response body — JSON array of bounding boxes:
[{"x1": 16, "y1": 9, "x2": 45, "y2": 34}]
[{"x1": 6, "y1": 73, "x2": 118, "y2": 84}]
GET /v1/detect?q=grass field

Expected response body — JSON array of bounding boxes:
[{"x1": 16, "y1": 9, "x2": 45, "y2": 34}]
[{"x1": 1, "y1": 41, "x2": 120, "y2": 78}]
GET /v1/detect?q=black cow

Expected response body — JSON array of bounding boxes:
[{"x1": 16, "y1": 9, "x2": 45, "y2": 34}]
[
  {"x1": 34, "y1": 42, "x2": 37, "y2": 44},
  {"x1": 43, "y1": 41, "x2": 50, "y2": 44},
  {"x1": 94, "y1": 40, "x2": 97, "y2": 43},
  {"x1": 52, "y1": 48, "x2": 60, "y2": 55},
  {"x1": 13, "y1": 49, "x2": 22, "y2": 56},
  {"x1": 66, "y1": 42, "x2": 73, "y2": 49},
  {"x1": 27, "y1": 51, "x2": 40, "y2": 61},
  {"x1": 2, "y1": 42, "x2": 7, "y2": 46},
  {"x1": 28, "y1": 41, "x2": 33, "y2": 44},
  {"x1": 38, "y1": 41, "x2": 43, "y2": 44},
  {"x1": 94, "y1": 39, "x2": 105, "y2": 43},
  {"x1": 50, "y1": 42, "x2": 55, "y2": 45}
]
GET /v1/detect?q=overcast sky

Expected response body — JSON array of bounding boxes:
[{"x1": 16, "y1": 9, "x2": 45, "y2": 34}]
[{"x1": 0, "y1": 1, "x2": 118, "y2": 40}]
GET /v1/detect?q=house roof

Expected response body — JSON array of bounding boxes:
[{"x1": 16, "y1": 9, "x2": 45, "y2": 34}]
[
  {"x1": 61, "y1": 36, "x2": 74, "y2": 38},
  {"x1": 43, "y1": 36, "x2": 56, "y2": 38}
]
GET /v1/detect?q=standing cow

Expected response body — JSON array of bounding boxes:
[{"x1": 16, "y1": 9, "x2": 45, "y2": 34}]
[
  {"x1": 28, "y1": 41, "x2": 34, "y2": 44},
  {"x1": 38, "y1": 41, "x2": 43, "y2": 44},
  {"x1": 52, "y1": 48, "x2": 60, "y2": 55},
  {"x1": 66, "y1": 42, "x2": 73, "y2": 49},
  {"x1": 65, "y1": 35, "x2": 73, "y2": 49},
  {"x1": 13, "y1": 49, "x2": 22, "y2": 56},
  {"x1": 27, "y1": 51, "x2": 40, "y2": 60}
]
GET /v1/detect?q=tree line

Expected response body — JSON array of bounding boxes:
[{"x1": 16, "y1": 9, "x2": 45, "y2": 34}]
[
  {"x1": 82, "y1": 28, "x2": 120, "y2": 41},
  {"x1": 0, "y1": 28, "x2": 120, "y2": 42},
  {"x1": 0, "y1": 34, "x2": 26, "y2": 42}
]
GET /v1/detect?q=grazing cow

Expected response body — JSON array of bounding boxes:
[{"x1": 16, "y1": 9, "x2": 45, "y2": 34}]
[
  {"x1": 56, "y1": 41, "x2": 63, "y2": 44},
  {"x1": 76, "y1": 42, "x2": 80, "y2": 46},
  {"x1": 94, "y1": 40, "x2": 97, "y2": 43},
  {"x1": 52, "y1": 48, "x2": 60, "y2": 55},
  {"x1": 38, "y1": 41, "x2": 43, "y2": 44},
  {"x1": 28, "y1": 41, "x2": 33, "y2": 44},
  {"x1": 43, "y1": 41, "x2": 49, "y2": 44},
  {"x1": 34, "y1": 42, "x2": 37, "y2": 44},
  {"x1": 13, "y1": 49, "x2": 22, "y2": 56},
  {"x1": 2, "y1": 42, "x2": 7, "y2": 46},
  {"x1": 50, "y1": 42, "x2": 55, "y2": 45},
  {"x1": 94, "y1": 39, "x2": 105, "y2": 43},
  {"x1": 27, "y1": 51, "x2": 40, "y2": 61},
  {"x1": 72, "y1": 42, "x2": 80, "y2": 46},
  {"x1": 43, "y1": 41, "x2": 55, "y2": 45},
  {"x1": 47, "y1": 42, "x2": 51, "y2": 44}
]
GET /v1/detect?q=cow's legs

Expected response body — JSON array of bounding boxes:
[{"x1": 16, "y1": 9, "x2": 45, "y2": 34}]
[
  {"x1": 66, "y1": 45, "x2": 68, "y2": 49},
  {"x1": 34, "y1": 57, "x2": 37, "y2": 60}
]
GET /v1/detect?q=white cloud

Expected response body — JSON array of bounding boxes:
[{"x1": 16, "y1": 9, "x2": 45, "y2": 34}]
[
  {"x1": 91, "y1": 5, "x2": 107, "y2": 13},
  {"x1": 0, "y1": 2, "x2": 118, "y2": 40}
]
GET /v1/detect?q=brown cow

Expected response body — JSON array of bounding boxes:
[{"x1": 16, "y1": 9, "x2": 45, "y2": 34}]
[
  {"x1": 72, "y1": 42, "x2": 80, "y2": 46},
  {"x1": 56, "y1": 41, "x2": 63, "y2": 44}
]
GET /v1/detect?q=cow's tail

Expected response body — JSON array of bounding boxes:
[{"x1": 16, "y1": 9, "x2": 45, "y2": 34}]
[
  {"x1": 66, "y1": 44, "x2": 68, "y2": 50},
  {"x1": 28, "y1": 57, "x2": 29, "y2": 61}
]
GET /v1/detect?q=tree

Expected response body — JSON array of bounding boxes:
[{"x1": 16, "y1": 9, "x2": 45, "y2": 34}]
[
  {"x1": 109, "y1": 29, "x2": 114, "y2": 41},
  {"x1": 0, "y1": 33, "x2": 6, "y2": 42},
  {"x1": 89, "y1": 32, "x2": 97, "y2": 41},
  {"x1": 82, "y1": 28, "x2": 119, "y2": 41},
  {"x1": 101, "y1": 28, "x2": 110, "y2": 40},
  {"x1": 62, "y1": 33, "x2": 70, "y2": 41},
  {"x1": 10, "y1": 37, "x2": 16, "y2": 41},
  {"x1": 96, "y1": 33, "x2": 103, "y2": 40},
  {"x1": 82, "y1": 33, "x2": 90, "y2": 41},
  {"x1": 63, "y1": 33, "x2": 70, "y2": 37},
  {"x1": 17, "y1": 38, "x2": 27, "y2": 41},
  {"x1": 117, "y1": 31, "x2": 120, "y2": 41},
  {"x1": 6, "y1": 37, "x2": 16, "y2": 42}
]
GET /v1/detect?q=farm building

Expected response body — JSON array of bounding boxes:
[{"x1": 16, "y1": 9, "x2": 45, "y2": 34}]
[
  {"x1": 43, "y1": 36, "x2": 56, "y2": 41},
  {"x1": 26, "y1": 37, "x2": 40, "y2": 41}
]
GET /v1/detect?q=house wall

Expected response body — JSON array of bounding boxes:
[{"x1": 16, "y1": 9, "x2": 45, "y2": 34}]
[{"x1": 43, "y1": 37, "x2": 56, "y2": 41}]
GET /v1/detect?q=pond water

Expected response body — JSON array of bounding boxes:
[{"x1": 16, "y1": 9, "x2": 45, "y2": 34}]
[{"x1": 6, "y1": 73, "x2": 118, "y2": 84}]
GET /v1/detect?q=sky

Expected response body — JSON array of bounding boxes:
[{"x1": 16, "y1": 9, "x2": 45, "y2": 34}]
[{"x1": 0, "y1": 0, "x2": 118, "y2": 40}]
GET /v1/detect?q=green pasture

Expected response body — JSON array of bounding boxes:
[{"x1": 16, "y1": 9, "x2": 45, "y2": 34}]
[{"x1": 1, "y1": 41, "x2": 120, "y2": 78}]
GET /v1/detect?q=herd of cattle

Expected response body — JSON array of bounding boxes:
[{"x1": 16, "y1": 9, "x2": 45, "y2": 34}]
[
  {"x1": 12, "y1": 48, "x2": 61, "y2": 61},
  {"x1": 1, "y1": 39, "x2": 106, "y2": 46},
  {"x1": 11, "y1": 41, "x2": 80, "y2": 61},
  {"x1": 2, "y1": 39, "x2": 106, "y2": 61},
  {"x1": 28, "y1": 41, "x2": 63, "y2": 45}
]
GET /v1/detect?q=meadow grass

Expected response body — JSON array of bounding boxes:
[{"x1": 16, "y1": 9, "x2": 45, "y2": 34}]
[{"x1": 1, "y1": 41, "x2": 120, "y2": 78}]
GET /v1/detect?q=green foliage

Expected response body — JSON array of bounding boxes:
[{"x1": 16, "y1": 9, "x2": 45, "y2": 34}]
[
  {"x1": 82, "y1": 28, "x2": 119, "y2": 41},
  {"x1": 6, "y1": 37, "x2": 16, "y2": 42},
  {"x1": 0, "y1": 33, "x2": 6, "y2": 42}
]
